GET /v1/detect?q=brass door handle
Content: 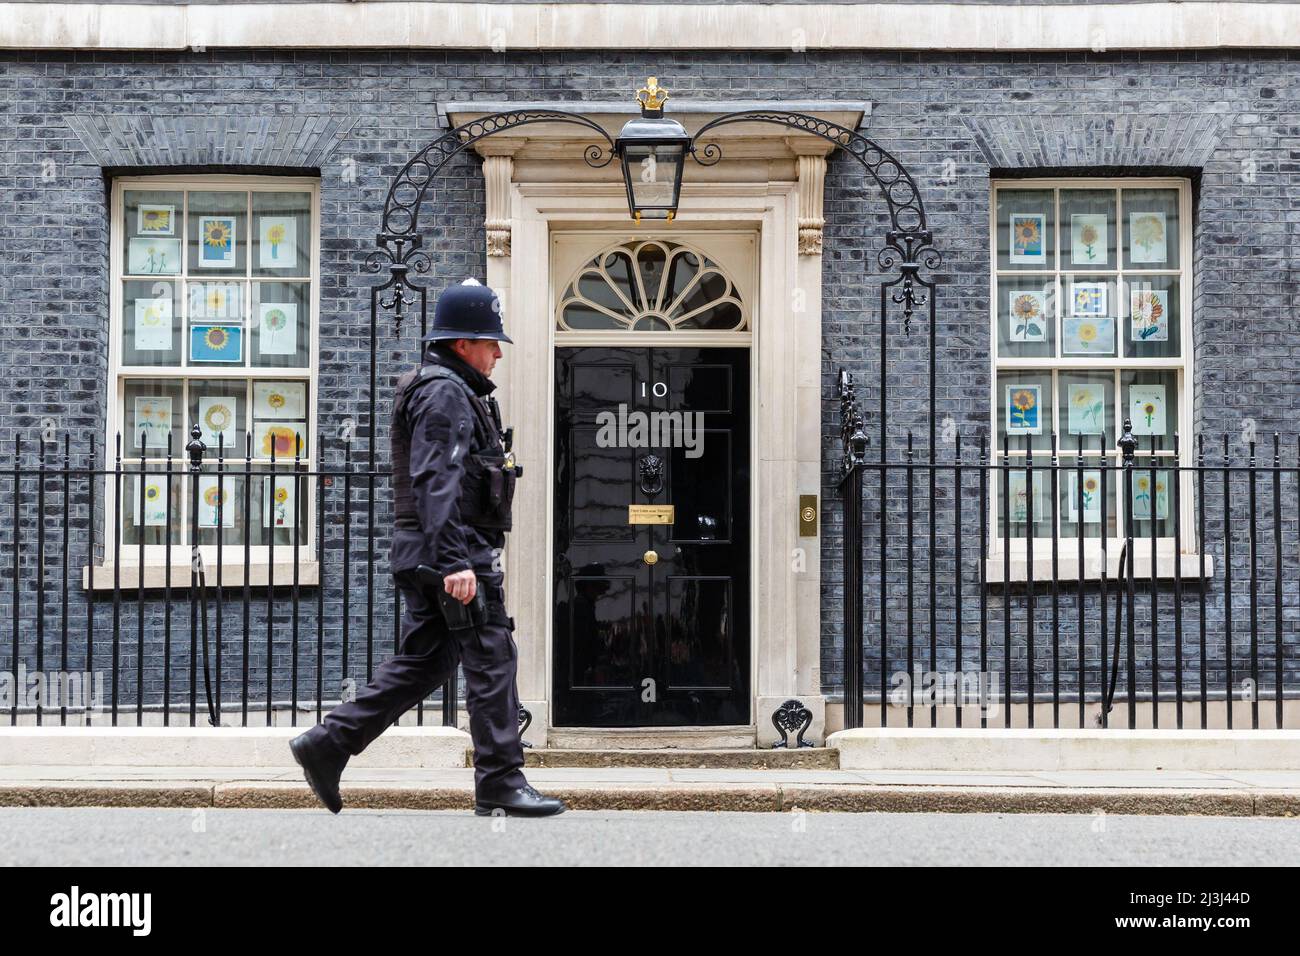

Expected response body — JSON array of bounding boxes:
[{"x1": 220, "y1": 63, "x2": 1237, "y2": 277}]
[{"x1": 643, "y1": 549, "x2": 659, "y2": 565}]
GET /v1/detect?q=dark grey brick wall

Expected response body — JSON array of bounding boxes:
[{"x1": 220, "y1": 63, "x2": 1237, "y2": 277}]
[{"x1": 0, "y1": 48, "x2": 1296, "y2": 721}]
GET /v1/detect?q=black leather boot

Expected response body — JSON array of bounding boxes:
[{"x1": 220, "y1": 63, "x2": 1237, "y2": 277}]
[
  {"x1": 474, "y1": 784, "x2": 567, "y2": 817},
  {"x1": 290, "y1": 724, "x2": 350, "y2": 814}
]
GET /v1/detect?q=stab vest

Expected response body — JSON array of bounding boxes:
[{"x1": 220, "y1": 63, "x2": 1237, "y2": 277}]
[{"x1": 391, "y1": 362, "x2": 518, "y2": 533}]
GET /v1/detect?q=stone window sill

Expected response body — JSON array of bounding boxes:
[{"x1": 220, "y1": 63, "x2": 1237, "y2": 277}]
[
  {"x1": 83, "y1": 561, "x2": 320, "y2": 591},
  {"x1": 984, "y1": 550, "x2": 1213, "y2": 585}
]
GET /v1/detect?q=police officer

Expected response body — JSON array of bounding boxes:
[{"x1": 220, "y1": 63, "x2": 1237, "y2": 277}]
[{"x1": 290, "y1": 278, "x2": 565, "y2": 818}]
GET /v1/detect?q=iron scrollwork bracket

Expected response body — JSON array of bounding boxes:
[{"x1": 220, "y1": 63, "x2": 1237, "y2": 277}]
[
  {"x1": 367, "y1": 109, "x2": 618, "y2": 337},
  {"x1": 879, "y1": 228, "x2": 940, "y2": 335},
  {"x1": 771, "y1": 698, "x2": 815, "y2": 748},
  {"x1": 837, "y1": 368, "x2": 869, "y2": 479},
  {"x1": 689, "y1": 110, "x2": 942, "y2": 337},
  {"x1": 518, "y1": 706, "x2": 533, "y2": 748}
]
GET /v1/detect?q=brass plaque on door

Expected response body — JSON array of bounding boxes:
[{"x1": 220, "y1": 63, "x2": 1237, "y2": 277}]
[{"x1": 628, "y1": 504, "x2": 675, "y2": 525}]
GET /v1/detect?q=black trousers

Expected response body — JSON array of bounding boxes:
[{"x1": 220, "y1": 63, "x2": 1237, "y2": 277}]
[{"x1": 319, "y1": 570, "x2": 528, "y2": 799}]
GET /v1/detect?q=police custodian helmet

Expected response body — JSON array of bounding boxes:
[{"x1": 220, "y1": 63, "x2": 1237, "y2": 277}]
[{"x1": 421, "y1": 278, "x2": 514, "y2": 344}]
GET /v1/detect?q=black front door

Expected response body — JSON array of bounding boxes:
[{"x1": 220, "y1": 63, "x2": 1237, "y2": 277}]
[{"x1": 553, "y1": 346, "x2": 751, "y2": 727}]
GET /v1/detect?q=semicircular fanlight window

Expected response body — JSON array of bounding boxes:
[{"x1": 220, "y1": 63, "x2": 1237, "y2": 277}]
[{"x1": 557, "y1": 239, "x2": 747, "y2": 332}]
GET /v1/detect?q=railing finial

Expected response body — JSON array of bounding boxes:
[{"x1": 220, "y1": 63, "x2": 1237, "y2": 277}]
[
  {"x1": 186, "y1": 422, "x2": 206, "y2": 471},
  {"x1": 1117, "y1": 418, "x2": 1137, "y2": 465}
]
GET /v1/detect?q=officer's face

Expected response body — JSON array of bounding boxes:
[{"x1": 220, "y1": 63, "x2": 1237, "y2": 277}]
[{"x1": 452, "y1": 338, "x2": 503, "y2": 378}]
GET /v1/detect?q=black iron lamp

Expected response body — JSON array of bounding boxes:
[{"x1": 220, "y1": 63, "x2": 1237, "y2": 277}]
[{"x1": 616, "y1": 78, "x2": 691, "y2": 223}]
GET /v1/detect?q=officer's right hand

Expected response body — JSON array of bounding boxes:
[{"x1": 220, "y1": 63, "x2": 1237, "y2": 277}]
[{"x1": 444, "y1": 569, "x2": 478, "y2": 605}]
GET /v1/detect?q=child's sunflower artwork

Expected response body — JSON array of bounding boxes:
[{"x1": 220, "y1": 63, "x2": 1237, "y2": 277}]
[
  {"x1": 197, "y1": 216, "x2": 237, "y2": 268},
  {"x1": 1129, "y1": 384, "x2": 1167, "y2": 437},
  {"x1": 252, "y1": 381, "x2": 306, "y2": 420},
  {"x1": 1008, "y1": 289, "x2": 1048, "y2": 343},
  {"x1": 190, "y1": 323, "x2": 242, "y2": 363},
  {"x1": 197, "y1": 396, "x2": 239, "y2": 452},
  {"x1": 258, "y1": 216, "x2": 297, "y2": 270},
  {"x1": 188, "y1": 281, "x2": 242, "y2": 321},
  {"x1": 137, "y1": 204, "x2": 174, "y2": 236},
  {"x1": 257, "y1": 302, "x2": 298, "y2": 356},
  {"x1": 1066, "y1": 470, "x2": 1103, "y2": 524},
  {"x1": 132, "y1": 396, "x2": 172, "y2": 452},
  {"x1": 1007, "y1": 471, "x2": 1046, "y2": 524},
  {"x1": 127, "y1": 238, "x2": 181, "y2": 275},
  {"x1": 1129, "y1": 211, "x2": 1167, "y2": 265},
  {"x1": 1130, "y1": 288, "x2": 1169, "y2": 342},
  {"x1": 262, "y1": 476, "x2": 297, "y2": 529},
  {"x1": 1070, "y1": 281, "x2": 1107, "y2": 318},
  {"x1": 132, "y1": 474, "x2": 168, "y2": 527},
  {"x1": 197, "y1": 476, "x2": 236, "y2": 528},
  {"x1": 1067, "y1": 383, "x2": 1105, "y2": 435},
  {"x1": 1005, "y1": 383, "x2": 1042, "y2": 436},
  {"x1": 1009, "y1": 213, "x2": 1046, "y2": 264},
  {"x1": 1062, "y1": 317, "x2": 1115, "y2": 355},
  {"x1": 1132, "y1": 470, "x2": 1170, "y2": 521},
  {"x1": 254, "y1": 421, "x2": 307, "y2": 460},
  {"x1": 133, "y1": 296, "x2": 173, "y2": 352},
  {"x1": 1070, "y1": 214, "x2": 1109, "y2": 266}
]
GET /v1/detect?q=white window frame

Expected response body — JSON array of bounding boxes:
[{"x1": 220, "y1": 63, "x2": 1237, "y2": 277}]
[
  {"x1": 988, "y1": 176, "x2": 1206, "y2": 581},
  {"x1": 98, "y1": 174, "x2": 321, "y2": 582}
]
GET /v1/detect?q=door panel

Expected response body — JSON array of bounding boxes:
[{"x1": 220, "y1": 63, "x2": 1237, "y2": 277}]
[{"x1": 553, "y1": 346, "x2": 750, "y2": 726}]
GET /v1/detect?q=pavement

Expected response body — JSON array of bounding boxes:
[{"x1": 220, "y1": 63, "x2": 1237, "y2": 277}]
[
  {"x1": 2, "y1": 764, "x2": 1300, "y2": 815},
  {"x1": 4, "y1": 807, "x2": 1296, "y2": 865}
]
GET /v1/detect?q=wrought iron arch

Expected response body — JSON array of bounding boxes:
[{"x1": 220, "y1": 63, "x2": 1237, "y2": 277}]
[{"x1": 364, "y1": 106, "x2": 944, "y2": 462}]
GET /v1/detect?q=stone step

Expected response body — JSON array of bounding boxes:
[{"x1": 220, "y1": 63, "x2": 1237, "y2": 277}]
[{"x1": 516, "y1": 748, "x2": 839, "y2": 770}]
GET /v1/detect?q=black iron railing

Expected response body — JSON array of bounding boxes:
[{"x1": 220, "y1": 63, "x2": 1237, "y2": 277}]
[
  {"x1": 835, "y1": 372, "x2": 1299, "y2": 731},
  {"x1": 0, "y1": 425, "x2": 459, "y2": 728}
]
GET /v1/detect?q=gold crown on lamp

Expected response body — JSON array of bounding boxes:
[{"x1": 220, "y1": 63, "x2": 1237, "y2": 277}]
[{"x1": 636, "y1": 77, "x2": 669, "y2": 112}]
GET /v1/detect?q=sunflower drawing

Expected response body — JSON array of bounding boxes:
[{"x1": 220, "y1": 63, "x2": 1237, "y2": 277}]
[
  {"x1": 204, "y1": 287, "x2": 228, "y2": 315},
  {"x1": 1015, "y1": 219, "x2": 1039, "y2": 245},
  {"x1": 1135, "y1": 475, "x2": 1152, "y2": 511},
  {"x1": 275, "y1": 486, "x2": 289, "y2": 505},
  {"x1": 1132, "y1": 291, "x2": 1165, "y2": 340},
  {"x1": 1141, "y1": 401, "x2": 1157, "y2": 430},
  {"x1": 267, "y1": 392, "x2": 286, "y2": 411},
  {"x1": 266, "y1": 223, "x2": 286, "y2": 260},
  {"x1": 1082, "y1": 474, "x2": 1099, "y2": 509},
  {"x1": 204, "y1": 219, "x2": 231, "y2": 251},
  {"x1": 260, "y1": 425, "x2": 298, "y2": 458},
  {"x1": 145, "y1": 484, "x2": 160, "y2": 501},
  {"x1": 1011, "y1": 293, "x2": 1044, "y2": 340},
  {"x1": 204, "y1": 326, "x2": 230, "y2": 351},
  {"x1": 1132, "y1": 214, "x2": 1166, "y2": 259},
  {"x1": 1010, "y1": 388, "x2": 1038, "y2": 430},
  {"x1": 1079, "y1": 223, "x2": 1100, "y2": 261},
  {"x1": 1071, "y1": 386, "x2": 1103, "y2": 430},
  {"x1": 204, "y1": 404, "x2": 232, "y2": 433},
  {"x1": 203, "y1": 485, "x2": 226, "y2": 508},
  {"x1": 141, "y1": 207, "x2": 171, "y2": 233}
]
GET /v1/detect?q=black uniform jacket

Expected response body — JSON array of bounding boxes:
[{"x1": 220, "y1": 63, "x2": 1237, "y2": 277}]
[{"x1": 388, "y1": 347, "x2": 506, "y2": 578}]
